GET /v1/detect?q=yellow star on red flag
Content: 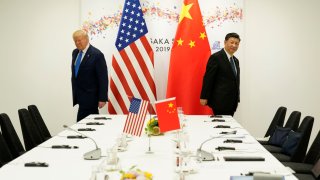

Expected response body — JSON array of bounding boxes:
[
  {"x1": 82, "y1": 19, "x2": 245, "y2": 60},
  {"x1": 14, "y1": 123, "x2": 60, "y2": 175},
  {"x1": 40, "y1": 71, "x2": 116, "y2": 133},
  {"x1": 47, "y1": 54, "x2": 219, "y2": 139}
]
[
  {"x1": 188, "y1": 40, "x2": 195, "y2": 48},
  {"x1": 177, "y1": 38, "x2": 184, "y2": 46},
  {"x1": 199, "y1": 32, "x2": 206, "y2": 40},
  {"x1": 179, "y1": 3, "x2": 193, "y2": 23}
]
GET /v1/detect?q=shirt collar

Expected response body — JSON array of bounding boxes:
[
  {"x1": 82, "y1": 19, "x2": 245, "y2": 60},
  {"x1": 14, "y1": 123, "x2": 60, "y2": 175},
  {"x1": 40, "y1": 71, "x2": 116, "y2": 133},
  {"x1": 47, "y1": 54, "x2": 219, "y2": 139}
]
[
  {"x1": 223, "y1": 48, "x2": 233, "y2": 60},
  {"x1": 81, "y1": 43, "x2": 90, "y2": 54}
]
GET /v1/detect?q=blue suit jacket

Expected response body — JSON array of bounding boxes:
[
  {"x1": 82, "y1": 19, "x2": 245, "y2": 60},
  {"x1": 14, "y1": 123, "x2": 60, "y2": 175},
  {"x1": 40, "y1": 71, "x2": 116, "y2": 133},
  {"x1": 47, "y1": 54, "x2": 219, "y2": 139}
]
[{"x1": 71, "y1": 45, "x2": 108, "y2": 109}]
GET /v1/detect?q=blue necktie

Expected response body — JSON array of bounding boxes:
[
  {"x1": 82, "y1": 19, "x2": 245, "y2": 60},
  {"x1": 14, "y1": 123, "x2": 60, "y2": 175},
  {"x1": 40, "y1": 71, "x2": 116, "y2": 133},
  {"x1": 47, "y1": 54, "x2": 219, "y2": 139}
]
[
  {"x1": 230, "y1": 56, "x2": 237, "y2": 76},
  {"x1": 75, "y1": 51, "x2": 83, "y2": 77}
]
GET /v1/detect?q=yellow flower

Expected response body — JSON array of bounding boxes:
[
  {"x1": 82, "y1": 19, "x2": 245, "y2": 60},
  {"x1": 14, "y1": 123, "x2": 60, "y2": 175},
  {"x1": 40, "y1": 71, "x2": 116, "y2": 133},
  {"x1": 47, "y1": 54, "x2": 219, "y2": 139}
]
[
  {"x1": 123, "y1": 173, "x2": 136, "y2": 179},
  {"x1": 119, "y1": 166, "x2": 152, "y2": 180},
  {"x1": 147, "y1": 118, "x2": 155, "y2": 126},
  {"x1": 144, "y1": 171, "x2": 153, "y2": 178}
]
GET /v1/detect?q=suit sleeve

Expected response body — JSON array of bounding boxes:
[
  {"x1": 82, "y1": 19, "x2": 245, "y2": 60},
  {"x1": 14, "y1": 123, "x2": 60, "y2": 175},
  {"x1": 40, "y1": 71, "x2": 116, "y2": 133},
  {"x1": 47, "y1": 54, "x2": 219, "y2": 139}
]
[
  {"x1": 95, "y1": 52, "x2": 108, "y2": 102},
  {"x1": 200, "y1": 55, "x2": 218, "y2": 99},
  {"x1": 235, "y1": 58, "x2": 240, "y2": 102}
]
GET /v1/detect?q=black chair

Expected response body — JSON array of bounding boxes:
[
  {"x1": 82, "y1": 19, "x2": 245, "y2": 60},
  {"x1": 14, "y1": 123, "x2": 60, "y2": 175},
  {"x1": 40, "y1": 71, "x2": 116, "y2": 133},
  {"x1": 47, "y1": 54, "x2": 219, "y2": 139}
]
[
  {"x1": 264, "y1": 106, "x2": 287, "y2": 137},
  {"x1": 282, "y1": 130, "x2": 320, "y2": 174},
  {"x1": 294, "y1": 173, "x2": 316, "y2": 180},
  {"x1": 0, "y1": 131, "x2": 13, "y2": 167},
  {"x1": 263, "y1": 111, "x2": 301, "y2": 152},
  {"x1": 284, "y1": 111, "x2": 301, "y2": 131},
  {"x1": 28, "y1": 105, "x2": 51, "y2": 140},
  {"x1": 0, "y1": 113, "x2": 25, "y2": 159},
  {"x1": 294, "y1": 158, "x2": 320, "y2": 180},
  {"x1": 18, "y1": 108, "x2": 45, "y2": 151},
  {"x1": 272, "y1": 116, "x2": 314, "y2": 162},
  {"x1": 258, "y1": 106, "x2": 287, "y2": 145}
]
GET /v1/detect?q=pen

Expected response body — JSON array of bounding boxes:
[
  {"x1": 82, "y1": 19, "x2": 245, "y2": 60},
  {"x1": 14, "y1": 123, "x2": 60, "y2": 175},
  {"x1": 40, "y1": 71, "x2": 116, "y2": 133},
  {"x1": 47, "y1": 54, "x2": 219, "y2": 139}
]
[
  {"x1": 24, "y1": 162, "x2": 49, "y2": 167},
  {"x1": 78, "y1": 128, "x2": 96, "y2": 131},
  {"x1": 86, "y1": 122, "x2": 104, "y2": 125}
]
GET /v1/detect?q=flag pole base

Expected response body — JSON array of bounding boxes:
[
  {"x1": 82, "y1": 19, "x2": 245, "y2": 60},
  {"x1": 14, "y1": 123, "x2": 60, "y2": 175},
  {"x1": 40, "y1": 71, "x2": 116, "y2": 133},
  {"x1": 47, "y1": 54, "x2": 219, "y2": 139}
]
[
  {"x1": 145, "y1": 150, "x2": 154, "y2": 154},
  {"x1": 146, "y1": 134, "x2": 154, "y2": 154}
]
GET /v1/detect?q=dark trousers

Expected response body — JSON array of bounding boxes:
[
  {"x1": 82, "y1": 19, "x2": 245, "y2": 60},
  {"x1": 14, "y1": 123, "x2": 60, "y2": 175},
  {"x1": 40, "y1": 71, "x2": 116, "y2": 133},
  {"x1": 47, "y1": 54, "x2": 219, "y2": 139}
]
[
  {"x1": 77, "y1": 107, "x2": 99, "y2": 122},
  {"x1": 212, "y1": 102, "x2": 238, "y2": 117},
  {"x1": 213, "y1": 110, "x2": 235, "y2": 117}
]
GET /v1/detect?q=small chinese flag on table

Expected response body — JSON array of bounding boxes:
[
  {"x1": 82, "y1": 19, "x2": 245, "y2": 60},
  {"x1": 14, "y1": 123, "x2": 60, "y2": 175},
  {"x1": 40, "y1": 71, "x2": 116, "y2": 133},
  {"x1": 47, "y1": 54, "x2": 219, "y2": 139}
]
[{"x1": 155, "y1": 97, "x2": 181, "y2": 133}]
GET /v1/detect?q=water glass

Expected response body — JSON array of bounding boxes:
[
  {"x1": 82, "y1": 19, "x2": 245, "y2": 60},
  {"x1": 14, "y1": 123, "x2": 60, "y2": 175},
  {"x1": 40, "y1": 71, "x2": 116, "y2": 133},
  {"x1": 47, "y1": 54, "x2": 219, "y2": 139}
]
[
  {"x1": 177, "y1": 107, "x2": 184, "y2": 120},
  {"x1": 90, "y1": 165, "x2": 99, "y2": 180},
  {"x1": 106, "y1": 148, "x2": 118, "y2": 165}
]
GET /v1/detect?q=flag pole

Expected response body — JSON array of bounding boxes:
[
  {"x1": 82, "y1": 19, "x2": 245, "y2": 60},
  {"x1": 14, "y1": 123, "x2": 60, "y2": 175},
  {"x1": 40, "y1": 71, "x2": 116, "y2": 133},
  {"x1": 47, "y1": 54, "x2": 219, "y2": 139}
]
[
  {"x1": 146, "y1": 102, "x2": 154, "y2": 154},
  {"x1": 146, "y1": 133, "x2": 153, "y2": 154}
]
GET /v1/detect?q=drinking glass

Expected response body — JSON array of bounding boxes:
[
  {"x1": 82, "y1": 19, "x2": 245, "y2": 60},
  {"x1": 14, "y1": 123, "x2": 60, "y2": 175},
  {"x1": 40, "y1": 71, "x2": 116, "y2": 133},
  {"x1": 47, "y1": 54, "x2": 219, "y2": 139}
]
[{"x1": 105, "y1": 147, "x2": 120, "y2": 171}]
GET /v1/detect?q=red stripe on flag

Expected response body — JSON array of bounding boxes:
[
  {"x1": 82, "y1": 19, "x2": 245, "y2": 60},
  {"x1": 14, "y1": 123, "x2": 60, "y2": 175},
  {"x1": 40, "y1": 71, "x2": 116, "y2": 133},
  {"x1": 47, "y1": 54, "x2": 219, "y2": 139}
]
[
  {"x1": 140, "y1": 36, "x2": 154, "y2": 65},
  {"x1": 119, "y1": 48, "x2": 149, "y2": 101},
  {"x1": 109, "y1": 55, "x2": 136, "y2": 114},
  {"x1": 130, "y1": 42, "x2": 157, "y2": 102},
  {"x1": 140, "y1": 37, "x2": 156, "y2": 96},
  {"x1": 123, "y1": 99, "x2": 149, "y2": 136},
  {"x1": 112, "y1": 56, "x2": 133, "y2": 98},
  {"x1": 107, "y1": 101, "x2": 116, "y2": 114},
  {"x1": 137, "y1": 101, "x2": 148, "y2": 136},
  {"x1": 110, "y1": 79, "x2": 128, "y2": 114}
]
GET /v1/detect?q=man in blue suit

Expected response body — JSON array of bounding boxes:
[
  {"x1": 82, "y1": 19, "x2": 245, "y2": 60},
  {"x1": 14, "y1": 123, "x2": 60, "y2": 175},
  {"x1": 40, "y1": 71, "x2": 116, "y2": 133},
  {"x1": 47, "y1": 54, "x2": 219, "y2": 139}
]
[
  {"x1": 200, "y1": 33, "x2": 240, "y2": 116},
  {"x1": 71, "y1": 30, "x2": 108, "y2": 122}
]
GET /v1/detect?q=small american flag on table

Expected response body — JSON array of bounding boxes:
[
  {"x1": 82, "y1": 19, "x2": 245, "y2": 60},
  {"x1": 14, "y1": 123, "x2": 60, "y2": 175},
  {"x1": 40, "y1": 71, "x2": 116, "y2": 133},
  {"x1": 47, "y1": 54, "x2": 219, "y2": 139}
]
[{"x1": 123, "y1": 97, "x2": 149, "y2": 136}]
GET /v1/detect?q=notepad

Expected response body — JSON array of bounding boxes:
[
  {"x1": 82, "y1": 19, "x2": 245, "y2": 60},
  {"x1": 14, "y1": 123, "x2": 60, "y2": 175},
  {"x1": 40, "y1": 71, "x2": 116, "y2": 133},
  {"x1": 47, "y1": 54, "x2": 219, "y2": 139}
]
[
  {"x1": 223, "y1": 156, "x2": 265, "y2": 161},
  {"x1": 230, "y1": 176, "x2": 253, "y2": 180},
  {"x1": 253, "y1": 173, "x2": 284, "y2": 180}
]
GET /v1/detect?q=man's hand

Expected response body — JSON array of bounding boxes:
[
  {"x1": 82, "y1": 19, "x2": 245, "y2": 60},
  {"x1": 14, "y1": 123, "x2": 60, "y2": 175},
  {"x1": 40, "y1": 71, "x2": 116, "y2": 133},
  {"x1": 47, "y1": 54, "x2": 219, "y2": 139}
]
[
  {"x1": 98, "y1": 101, "x2": 106, "y2": 109},
  {"x1": 200, "y1": 99, "x2": 208, "y2": 106}
]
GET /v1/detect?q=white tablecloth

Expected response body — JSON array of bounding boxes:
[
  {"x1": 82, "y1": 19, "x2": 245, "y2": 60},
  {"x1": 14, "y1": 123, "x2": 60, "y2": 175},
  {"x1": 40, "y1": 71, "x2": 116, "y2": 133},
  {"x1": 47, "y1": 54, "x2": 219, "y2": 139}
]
[{"x1": 0, "y1": 115, "x2": 297, "y2": 180}]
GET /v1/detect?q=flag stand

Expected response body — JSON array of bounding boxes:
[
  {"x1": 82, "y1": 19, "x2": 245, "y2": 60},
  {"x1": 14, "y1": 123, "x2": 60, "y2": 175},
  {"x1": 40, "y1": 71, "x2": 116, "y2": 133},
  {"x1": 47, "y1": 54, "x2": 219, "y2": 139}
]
[
  {"x1": 145, "y1": 134, "x2": 154, "y2": 154},
  {"x1": 146, "y1": 111, "x2": 154, "y2": 154}
]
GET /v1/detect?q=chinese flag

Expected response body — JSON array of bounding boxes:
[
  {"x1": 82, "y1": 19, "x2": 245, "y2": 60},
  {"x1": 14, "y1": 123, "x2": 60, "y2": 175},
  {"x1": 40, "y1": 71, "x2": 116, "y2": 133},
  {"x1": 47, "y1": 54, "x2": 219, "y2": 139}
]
[
  {"x1": 155, "y1": 97, "x2": 181, "y2": 133},
  {"x1": 166, "y1": 0, "x2": 212, "y2": 115}
]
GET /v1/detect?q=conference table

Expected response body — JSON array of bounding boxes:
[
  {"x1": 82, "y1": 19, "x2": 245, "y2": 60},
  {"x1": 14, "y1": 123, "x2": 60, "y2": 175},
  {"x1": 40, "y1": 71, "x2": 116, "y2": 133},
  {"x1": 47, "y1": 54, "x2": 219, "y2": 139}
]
[{"x1": 0, "y1": 115, "x2": 298, "y2": 180}]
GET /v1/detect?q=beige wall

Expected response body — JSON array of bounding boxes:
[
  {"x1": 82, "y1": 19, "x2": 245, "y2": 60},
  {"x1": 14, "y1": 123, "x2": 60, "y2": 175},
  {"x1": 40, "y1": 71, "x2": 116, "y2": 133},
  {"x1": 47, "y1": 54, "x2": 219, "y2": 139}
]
[
  {"x1": 241, "y1": 0, "x2": 320, "y2": 144},
  {"x1": 0, "y1": 0, "x2": 80, "y2": 138}
]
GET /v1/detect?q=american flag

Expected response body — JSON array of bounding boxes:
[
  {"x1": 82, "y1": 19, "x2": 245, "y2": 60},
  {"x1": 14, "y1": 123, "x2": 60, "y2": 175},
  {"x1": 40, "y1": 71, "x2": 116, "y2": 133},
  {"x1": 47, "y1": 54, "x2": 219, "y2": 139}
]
[
  {"x1": 123, "y1": 97, "x2": 149, "y2": 136},
  {"x1": 108, "y1": 0, "x2": 156, "y2": 114}
]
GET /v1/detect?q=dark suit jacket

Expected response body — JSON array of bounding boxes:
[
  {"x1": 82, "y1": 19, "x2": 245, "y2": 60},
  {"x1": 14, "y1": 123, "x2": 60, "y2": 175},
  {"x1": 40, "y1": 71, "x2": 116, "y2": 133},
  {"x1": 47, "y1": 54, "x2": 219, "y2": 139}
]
[
  {"x1": 200, "y1": 49, "x2": 240, "y2": 114},
  {"x1": 71, "y1": 45, "x2": 108, "y2": 109}
]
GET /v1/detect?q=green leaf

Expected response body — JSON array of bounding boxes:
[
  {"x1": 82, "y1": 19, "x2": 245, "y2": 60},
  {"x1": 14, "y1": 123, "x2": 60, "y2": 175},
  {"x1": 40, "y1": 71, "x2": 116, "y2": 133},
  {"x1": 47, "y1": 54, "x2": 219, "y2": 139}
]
[{"x1": 129, "y1": 165, "x2": 137, "y2": 170}]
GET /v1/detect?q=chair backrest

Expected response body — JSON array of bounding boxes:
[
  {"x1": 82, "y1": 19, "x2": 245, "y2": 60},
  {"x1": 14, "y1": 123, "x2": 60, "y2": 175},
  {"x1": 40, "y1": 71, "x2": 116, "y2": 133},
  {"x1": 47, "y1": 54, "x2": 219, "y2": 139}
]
[
  {"x1": 18, "y1": 108, "x2": 45, "y2": 151},
  {"x1": 0, "y1": 113, "x2": 25, "y2": 159},
  {"x1": 284, "y1": 111, "x2": 301, "y2": 131},
  {"x1": 264, "y1": 106, "x2": 287, "y2": 137},
  {"x1": 304, "y1": 130, "x2": 320, "y2": 164},
  {"x1": 291, "y1": 116, "x2": 314, "y2": 162},
  {"x1": 28, "y1": 105, "x2": 51, "y2": 140},
  {"x1": 0, "y1": 131, "x2": 13, "y2": 167}
]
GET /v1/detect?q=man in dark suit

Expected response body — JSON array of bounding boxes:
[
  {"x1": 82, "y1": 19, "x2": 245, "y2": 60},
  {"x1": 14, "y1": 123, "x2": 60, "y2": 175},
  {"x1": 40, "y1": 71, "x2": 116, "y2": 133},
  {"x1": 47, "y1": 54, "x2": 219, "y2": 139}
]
[
  {"x1": 200, "y1": 33, "x2": 240, "y2": 116},
  {"x1": 71, "y1": 30, "x2": 108, "y2": 121}
]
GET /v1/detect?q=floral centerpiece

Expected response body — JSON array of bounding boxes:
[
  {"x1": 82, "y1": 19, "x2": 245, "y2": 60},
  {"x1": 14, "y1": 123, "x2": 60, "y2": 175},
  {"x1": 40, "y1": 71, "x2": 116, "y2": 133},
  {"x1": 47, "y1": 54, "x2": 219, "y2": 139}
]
[
  {"x1": 120, "y1": 165, "x2": 153, "y2": 180},
  {"x1": 145, "y1": 116, "x2": 161, "y2": 136}
]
